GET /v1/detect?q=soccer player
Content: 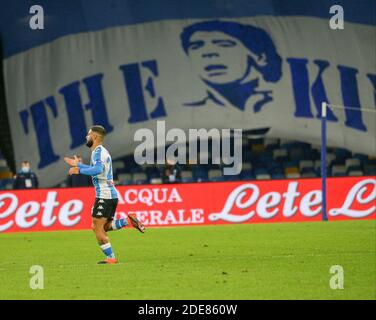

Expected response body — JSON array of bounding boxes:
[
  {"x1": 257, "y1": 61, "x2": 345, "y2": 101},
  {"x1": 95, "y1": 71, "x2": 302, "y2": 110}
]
[{"x1": 64, "y1": 125, "x2": 145, "y2": 264}]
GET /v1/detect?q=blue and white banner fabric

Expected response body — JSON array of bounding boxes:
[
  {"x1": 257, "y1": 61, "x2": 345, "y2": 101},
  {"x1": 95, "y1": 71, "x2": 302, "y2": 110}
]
[{"x1": 2, "y1": 0, "x2": 375, "y2": 186}]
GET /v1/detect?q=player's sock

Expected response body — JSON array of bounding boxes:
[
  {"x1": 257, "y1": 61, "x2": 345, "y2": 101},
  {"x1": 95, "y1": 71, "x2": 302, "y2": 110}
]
[
  {"x1": 100, "y1": 243, "x2": 115, "y2": 259},
  {"x1": 111, "y1": 218, "x2": 128, "y2": 230}
]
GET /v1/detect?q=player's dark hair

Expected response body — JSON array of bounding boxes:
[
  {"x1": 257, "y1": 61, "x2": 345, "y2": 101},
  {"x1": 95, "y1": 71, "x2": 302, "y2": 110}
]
[{"x1": 91, "y1": 125, "x2": 107, "y2": 138}]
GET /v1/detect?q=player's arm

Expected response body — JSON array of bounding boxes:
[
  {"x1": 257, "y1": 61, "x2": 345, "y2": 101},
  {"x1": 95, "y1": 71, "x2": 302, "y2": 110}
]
[
  {"x1": 77, "y1": 161, "x2": 104, "y2": 176},
  {"x1": 76, "y1": 163, "x2": 91, "y2": 170},
  {"x1": 75, "y1": 147, "x2": 104, "y2": 176}
]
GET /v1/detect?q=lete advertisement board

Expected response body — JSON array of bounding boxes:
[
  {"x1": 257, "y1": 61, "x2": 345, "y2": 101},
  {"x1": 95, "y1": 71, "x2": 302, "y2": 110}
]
[{"x1": 0, "y1": 176, "x2": 375, "y2": 233}]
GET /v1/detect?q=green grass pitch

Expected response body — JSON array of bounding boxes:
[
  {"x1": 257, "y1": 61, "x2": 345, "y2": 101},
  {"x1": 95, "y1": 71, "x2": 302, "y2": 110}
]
[{"x1": 0, "y1": 220, "x2": 375, "y2": 300}]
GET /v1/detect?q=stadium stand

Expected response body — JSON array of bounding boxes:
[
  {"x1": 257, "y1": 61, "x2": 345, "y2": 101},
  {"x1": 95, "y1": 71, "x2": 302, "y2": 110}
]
[
  {"x1": 0, "y1": 149, "x2": 14, "y2": 189},
  {"x1": 0, "y1": 138, "x2": 375, "y2": 190},
  {"x1": 105, "y1": 137, "x2": 375, "y2": 186}
]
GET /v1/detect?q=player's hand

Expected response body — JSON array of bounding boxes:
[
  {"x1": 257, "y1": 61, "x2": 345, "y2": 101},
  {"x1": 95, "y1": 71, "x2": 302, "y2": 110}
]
[
  {"x1": 69, "y1": 167, "x2": 80, "y2": 175},
  {"x1": 64, "y1": 155, "x2": 79, "y2": 167}
]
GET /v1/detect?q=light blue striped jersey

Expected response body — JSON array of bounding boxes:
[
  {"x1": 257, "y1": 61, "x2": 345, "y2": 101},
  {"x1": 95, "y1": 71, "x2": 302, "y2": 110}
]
[{"x1": 90, "y1": 145, "x2": 118, "y2": 199}]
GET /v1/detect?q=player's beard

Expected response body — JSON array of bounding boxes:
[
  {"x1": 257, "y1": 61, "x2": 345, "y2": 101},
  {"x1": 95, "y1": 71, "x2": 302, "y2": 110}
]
[{"x1": 86, "y1": 138, "x2": 93, "y2": 148}]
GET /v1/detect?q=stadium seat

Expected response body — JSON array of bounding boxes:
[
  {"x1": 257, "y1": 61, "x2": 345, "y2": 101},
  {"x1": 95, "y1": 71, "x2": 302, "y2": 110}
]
[
  {"x1": 284, "y1": 167, "x2": 299, "y2": 175},
  {"x1": 256, "y1": 173, "x2": 271, "y2": 180},
  {"x1": 0, "y1": 178, "x2": 13, "y2": 190},
  {"x1": 368, "y1": 156, "x2": 376, "y2": 164},
  {"x1": 326, "y1": 153, "x2": 336, "y2": 165},
  {"x1": 301, "y1": 171, "x2": 317, "y2": 178},
  {"x1": 242, "y1": 162, "x2": 252, "y2": 171},
  {"x1": 118, "y1": 173, "x2": 132, "y2": 182},
  {"x1": 301, "y1": 166, "x2": 317, "y2": 174},
  {"x1": 208, "y1": 169, "x2": 222, "y2": 180},
  {"x1": 364, "y1": 164, "x2": 376, "y2": 175},
  {"x1": 264, "y1": 138, "x2": 279, "y2": 151},
  {"x1": 268, "y1": 162, "x2": 283, "y2": 175},
  {"x1": 130, "y1": 165, "x2": 143, "y2": 174},
  {"x1": 264, "y1": 137, "x2": 279, "y2": 146},
  {"x1": 289, "y1": 147, "x2": 305, "y2": 160},
  {"x1": 211, "y1": 176, "x2": 226, "y2": 182},
  {"x1": 264, "y1": 144, "x2": 279, "y2": 153},
  {"x1": 283, "y1": 161, "x2": 298, "y2": 169},
  {"x1": 332, "y1": 158, "x2": 346, "y2": 166},
  {"x1": 286, "y1": 172, "x2": 301, "y2": 179},
  {"x1": 181, "y1": 170, "x2": 193, "y2": 179},
  {"x1": 255, "y1": 167, "x2": 269, "y2": 175},
  {"x1": 112, "y1": 160, "x2": 125, "y2": 171},
  {"x1": 242, "y1": 149, "x2": 253, "y2": 162},
  {"x1": 352, "y1": 153, "x2": 369, "y2": 165},
  {"x1": 148, "y1": 171, "x2": 161, "y2": 181},
  {"x1": 251, "y1": 143, "x2": 265, "y2": 154},
  {"x1": 240, "y1": 169, "x2": 254, "y2": 180},
  {"x1": 150, "y1": 177, "x2": 163, "y2": 184},
  {"x1": 192, "y1": 166, "x2": 209, "y2": 182},
  {"x1": 273, "y1": 148, "x2": 288, "y2": 160},
  {"x1": 259, "y1": 154, "x2": 273, "y2": 166},
  {"x1": 309, "y1": 149, "x2": 320, "y2": 161},
  {"x1": 116, "y1": 167, "x2": 130, "y2": 175},
  {"x1": 335, "y1": 148, "x2": 352, "y2": 161},
  {"x1": 225, "y1": 175, "x2": 240, "y2": 181},
  {"x1": 271, "y1": 173, "x2": 285, "y2": 179},
  {"x1": 0, "y1": 171, "x2": 13, "y2": 179},
  {"x1": 348, "y1": 170, "x2": 364, "y2": 176},
  {"x1": 314, "y1": 159, "x2": 330, "y2": 172},
  {"x1": 132, "y1": 172, "x2": 147, "y2": 184},
  {"x1": 345, "y1": 158, "x2": 362, "y2": 173},
  {"x1": 279, "y1": 140, "x2": 293, "y2": 148},
  {"x1": 4, "y1": 180, "x2": 13, "y2": 190},
  {"x1": 145, "y1": 166, "x2": 161, "y2": 179},
  {"x1": 299, "y1": 160, "x2": 314, "y2": 171},
  {"x1": 331, "y1": 165, "x2": 346, "y2": 176},
  {"x1": 314, "y1": 160, "x2": 321, "y2": 172}
]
